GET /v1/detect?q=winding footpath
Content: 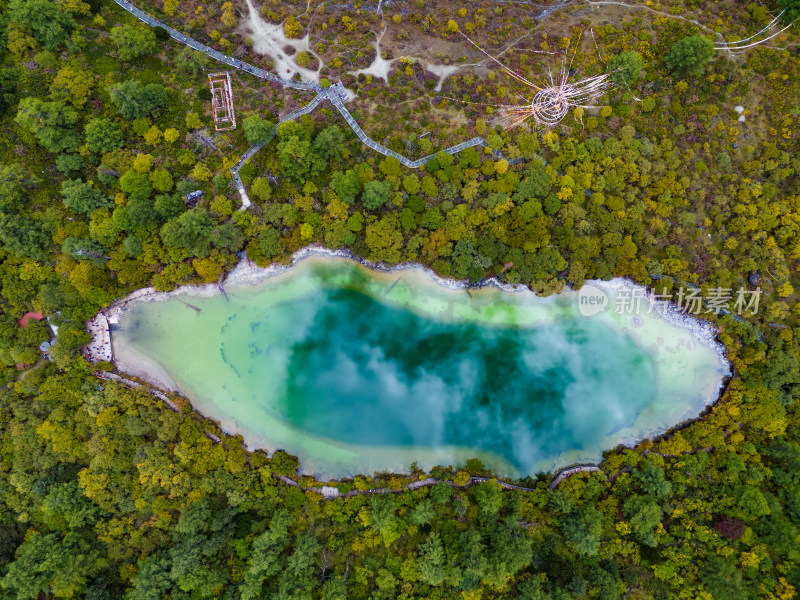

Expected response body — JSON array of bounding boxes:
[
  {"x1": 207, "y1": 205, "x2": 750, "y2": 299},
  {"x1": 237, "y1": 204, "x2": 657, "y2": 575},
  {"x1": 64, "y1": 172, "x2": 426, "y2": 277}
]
[
  {"x1": 274, "y1": 473, "x2": 547, "y2": 500},
  {"x1": 95, "y1": 370, "x2": 180, "y2": 412},
  {"x1": 111, "y1": 0, "x2": 502, "y2": 209}
]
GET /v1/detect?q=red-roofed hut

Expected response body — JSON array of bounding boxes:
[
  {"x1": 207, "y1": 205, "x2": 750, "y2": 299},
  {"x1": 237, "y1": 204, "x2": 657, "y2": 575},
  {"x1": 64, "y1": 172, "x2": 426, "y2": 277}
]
[{"x1": 18, "y1": 312, "x2": 44, "y2": 328}]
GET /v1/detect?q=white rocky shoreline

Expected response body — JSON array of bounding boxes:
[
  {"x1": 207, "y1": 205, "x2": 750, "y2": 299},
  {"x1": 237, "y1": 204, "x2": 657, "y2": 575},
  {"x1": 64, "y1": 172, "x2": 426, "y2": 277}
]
[{"x1": 106, "y1": 245, "x2": 732, "y2": 375}]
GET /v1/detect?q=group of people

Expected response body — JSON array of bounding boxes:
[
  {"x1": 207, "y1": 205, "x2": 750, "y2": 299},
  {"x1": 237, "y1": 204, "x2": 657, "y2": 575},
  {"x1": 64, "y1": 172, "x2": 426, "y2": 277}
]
[{"x1": 83, "y1": 314, "x2": 112, "y2": 363}]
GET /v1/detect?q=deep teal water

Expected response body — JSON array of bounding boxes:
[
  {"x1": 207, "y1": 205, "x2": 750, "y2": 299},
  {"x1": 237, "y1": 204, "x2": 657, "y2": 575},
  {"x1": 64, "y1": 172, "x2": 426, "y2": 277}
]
[{"x1": 278, "y1": 288, "x2": 656, "y2": 470}]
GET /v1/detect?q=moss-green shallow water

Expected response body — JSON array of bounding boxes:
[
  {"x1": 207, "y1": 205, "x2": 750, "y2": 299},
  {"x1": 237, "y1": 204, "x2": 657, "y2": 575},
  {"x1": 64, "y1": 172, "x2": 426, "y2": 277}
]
[{"x1": 112, "y1": 255, "x2": 729, "y2": 478}]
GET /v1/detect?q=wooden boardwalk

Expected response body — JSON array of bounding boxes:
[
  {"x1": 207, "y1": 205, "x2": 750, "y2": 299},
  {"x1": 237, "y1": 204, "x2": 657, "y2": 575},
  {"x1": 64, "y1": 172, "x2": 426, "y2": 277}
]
[
  {"x1": 95, "y1": 370, "x2": 180, "y2": 412},
  {"x1": 110, "y1": 0, "x2": 523, "y2": 210},
  {"x1": 548, "y1": 465, "x2": 602, "y2": 489}
]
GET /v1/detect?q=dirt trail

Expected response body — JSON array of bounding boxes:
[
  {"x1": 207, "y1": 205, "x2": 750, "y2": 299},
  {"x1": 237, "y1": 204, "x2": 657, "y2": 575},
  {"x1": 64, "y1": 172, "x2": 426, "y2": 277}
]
[
  {"x1": 240, "y1": 0, "x2": 324, "y2": 82},
  {"x1": 350, "y1": 26, "x2": 480, "y2": 91}
]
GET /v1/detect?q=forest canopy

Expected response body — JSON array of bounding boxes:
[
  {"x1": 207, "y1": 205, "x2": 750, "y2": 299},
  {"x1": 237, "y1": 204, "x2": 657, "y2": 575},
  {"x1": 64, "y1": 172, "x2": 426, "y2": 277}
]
[{"x1": 0, "y1": 0, "x2": 798, "y2": 598}]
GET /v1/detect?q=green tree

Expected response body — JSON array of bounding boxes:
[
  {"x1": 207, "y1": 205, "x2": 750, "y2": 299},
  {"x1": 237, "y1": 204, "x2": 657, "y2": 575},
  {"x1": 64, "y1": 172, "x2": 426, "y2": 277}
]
[
  {"x1": 410, "y1": 499, "x2": 435, "y2": 525},
  {"x1": 623, "y1": 495, "x2": 663, "y2": 547},
  {"x1": 516, "y1": 578, "x2": 552, "y2": 600},
  {"x1": 240, "y1": 511, "x2": 293, "y2": 600},
  {"x1": 120, "y1": 170, "x2": 153, "y2": 200},
  {"x1": 517, "y1": 160, "x2": 551, "y2": 200},
  {"x1": 417, "y1": 533, "x2": 447, "y2": 586},
  {"x1": 61, "y1": 180, "x2": 112, "y2": 214},
  {"x1": 160, "y1": 208, "x2": 214, "y2": 256},
  {"x1": 419, "y1": 175, "x2": 437, "y2": 198},
  {"x1": 0, "y1": 164, "x2": 33, "y2": 213},
  {"x1": 430, "y1": 481, "x2": 453, "y2": 504},
  {"x1": 56, "y1": 153, "x2": 84, "y2": 177},
  {"x1": 403, "y1": 174, "x2": 420, "y2": 194},
  {"x1": 126, "y1": 195, "x2": 160, "y2": 227},
  {"x1": 125, "y1": 553, "x2": 173, "y2": 600},
  {"x1": 258, "y1": 227, "x2": 282, "y2": 258},
  {"x1": 242, "y1": 115, "x2": 275, "y2": 145},
  {"x1": 561, "y1": 504, "x2": 603, "y2": 556},
  {"x1": 276, "y1": 121, "x2": 322, "y2": 183},
  {"x1": 699, "y1": 556, "x2": 748, "y2": 600},
  {"x1": 123, "y1": 235, "x2": 142, "y2": 258},
  {"x1": 7, "y1": 0, "x2": 75, "y2": 50},
  {"x1": 175, "y1": 46, "x2": 210, "y2": 76},
  {"x1": 330, "y1": 170, "x2": 362, "y2": 205},
  {"x1": 109, "y1": 80, "x2": 169, "y2": 120},
  {"x1": 50, "y1": 65, "x2": 93, "y2": 108},
  {"x1": 778, "y1": 0, "x2": 800, "y2": 22},
  {"x1": 486, "y1": 524, "x2": 533, "y2": 589},
  {"x1": 319, "y1": 578, "x2": 346, "y2": 600},
  {"x1": 474, "y1": 481, "x2": 504, "y2": 520},
  {"x1": 150, "y1": 169, "x2": 174, "y2": 193},
  {"x1": 0, "y1": 532, "x2": 100, "y2": 599},
  {"x1": 738, "y1": 486, "x2": 771, "y2": 518},
  {"x1": 717, "y1": 151, "x2": 732, "y2": 170},
  {"x1": 362, "y1": 180, "x2": 392, "y2": 210},
  {"x1": 155, "y1": 193, "x2": 185, "y2": 221},
  {"x1": 15, "y1": 98, "x2": 81, "y2": 153},
  {"x1": 456, "y1": 530, "x2": 488, "y2": 590},
  {"x1": 0, "y1": 67, "x2": 20, "y2": 118},
  {"x1": 530, "y1": 247, "x2": 567, "y2": 279},
  {"x1": 0, "y1": 213, "x2": 51, "y2": 260},
  {"x1": 277, "y1": 134, "x2": 313, "y2": 182},
  {"x1": 62, "y1": 237, "x2": 106, "y2": 263},
  {"x1": 0, "y1": 525, "x2": 22, "y2": 565},
  {"x1": 85, "y1": 117, "x2": 124, "y2": 154},
  {"x1": 209, "y1": 222, "x2": 244, "y2": 252},
  {"x1": 607, "y1": 50, "x2": 644, "y2": 86},
  {"x1": 665, "y1": 35, "x2": 714, "y2": 75},
  {"x1": 368, "y1": 494, "x2": 399, "y2": 544},
  {"x1": 635, "y1": 461, "x2": 672, "y2": 498},
  {"x1": 251, "y1": 177, "x2": 272, "y2": 202},
  {"x1": 312, "y1": 125, "x2": 345, "y2": 161},
  {"x1": 110, "y1": 24, "x2": 156, "y2": 61}
]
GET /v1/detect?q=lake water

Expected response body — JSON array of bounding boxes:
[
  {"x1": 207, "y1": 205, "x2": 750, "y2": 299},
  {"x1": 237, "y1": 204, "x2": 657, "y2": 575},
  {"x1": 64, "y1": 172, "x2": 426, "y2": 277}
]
[{"x1": 112, "y1": 254, "x2": 729, "y2": 478}]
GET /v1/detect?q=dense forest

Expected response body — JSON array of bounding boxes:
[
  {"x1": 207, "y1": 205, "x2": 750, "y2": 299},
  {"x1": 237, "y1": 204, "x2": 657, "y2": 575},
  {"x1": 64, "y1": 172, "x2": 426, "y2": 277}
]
[{"x1": 0, "y1": 0, "x2": 799, "y2": 598}]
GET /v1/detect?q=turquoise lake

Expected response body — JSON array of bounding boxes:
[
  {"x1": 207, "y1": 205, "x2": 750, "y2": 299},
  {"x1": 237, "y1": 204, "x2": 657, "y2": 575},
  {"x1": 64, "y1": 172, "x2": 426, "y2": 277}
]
[{"x1": 111, "y1": 255, "x2": 729, "y2": 478}]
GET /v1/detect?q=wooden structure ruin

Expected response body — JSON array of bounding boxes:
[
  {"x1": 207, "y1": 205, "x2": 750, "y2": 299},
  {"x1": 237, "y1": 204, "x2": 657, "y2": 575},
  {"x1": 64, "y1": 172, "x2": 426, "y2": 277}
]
[{"x1": 208, "y1": 71, "x2": 236, "y2": 131}]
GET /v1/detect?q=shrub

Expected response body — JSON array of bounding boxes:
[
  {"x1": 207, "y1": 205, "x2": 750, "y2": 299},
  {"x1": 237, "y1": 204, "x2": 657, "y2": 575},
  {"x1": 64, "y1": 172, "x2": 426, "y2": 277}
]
[{"x1": 295, "y1": 51, "x2": 311, "y2": 68}]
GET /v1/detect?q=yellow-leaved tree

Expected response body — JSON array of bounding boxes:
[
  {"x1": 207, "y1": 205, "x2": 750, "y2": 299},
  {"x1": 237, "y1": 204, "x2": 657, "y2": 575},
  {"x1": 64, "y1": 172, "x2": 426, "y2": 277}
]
[{"x1": 284, "y1": 15, "x2": 302, "y2": 38}]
